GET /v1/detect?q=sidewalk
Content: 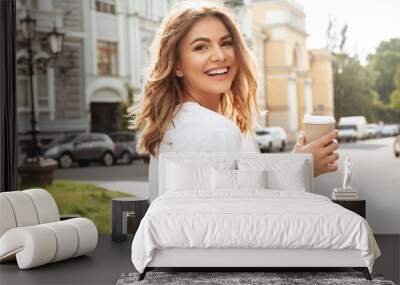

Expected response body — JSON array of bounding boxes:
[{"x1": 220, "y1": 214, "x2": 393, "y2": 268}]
[{"x1": 85, "y1": 180, "x2": 149, "y2": 198}]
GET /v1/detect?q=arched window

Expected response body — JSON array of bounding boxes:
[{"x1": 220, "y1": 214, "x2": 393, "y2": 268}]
[
  {"x1": 292, "y1": 44, "x2": 301, "y2": 69},
  {"x1": 292, "y1": 48, "x2": 298, "y2": 68}
]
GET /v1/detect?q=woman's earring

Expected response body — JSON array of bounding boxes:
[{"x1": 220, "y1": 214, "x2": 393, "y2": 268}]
[{"x1": 176, "y1": 66, "x2": 183, "y2": 78}]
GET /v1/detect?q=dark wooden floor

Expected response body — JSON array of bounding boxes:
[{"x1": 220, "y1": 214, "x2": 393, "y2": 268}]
[
  {"x1": 0, "y1": 235, "x2": 398, "y2": 285},
  {"x1": 0, "y1": 236, "x2": 134, "y2": 285}
]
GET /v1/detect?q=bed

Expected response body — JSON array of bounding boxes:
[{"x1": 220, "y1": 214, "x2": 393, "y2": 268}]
[{"x1": 131, "y1": 153, "x2": 380, "y2": 281}]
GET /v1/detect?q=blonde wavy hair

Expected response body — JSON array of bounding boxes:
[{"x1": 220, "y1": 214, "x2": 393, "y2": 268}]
[{"x1": 129, "y1": 1, "x2": 258, "y2": 157}]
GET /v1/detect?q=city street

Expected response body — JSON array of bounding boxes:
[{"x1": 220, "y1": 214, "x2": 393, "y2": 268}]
[
  {"x1": 54, "y1": 160, "x2": 149, "y2": 182},
  {"x1": 54, "y1": 137, "x2": 400, "y2": 233}
]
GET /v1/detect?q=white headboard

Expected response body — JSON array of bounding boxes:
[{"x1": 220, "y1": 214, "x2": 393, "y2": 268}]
[{"x1": 158, "y1": 153, "x2": 314, "y2": 195}]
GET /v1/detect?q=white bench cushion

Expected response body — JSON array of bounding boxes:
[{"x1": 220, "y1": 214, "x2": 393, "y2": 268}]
[
  {"x1": 24, "y1": 189, "x2": 59, "y2": 224},
  {"x1": 0, "y1": 218, "x2": 97, "y2": 269},
  {"x1": 0, "y1": 191, "x2": 39, "y2": 227},
  {"x1": 0, "y1": 189, "x2": 97, "y2": 269},
  {"x1": 0, "y1": 196, "x2": 17, "y2": 237}
]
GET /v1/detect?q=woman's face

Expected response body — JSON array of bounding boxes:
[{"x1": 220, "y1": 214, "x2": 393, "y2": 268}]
[{"x1": 176, "y1": 16, "x2": 238, "y2": 98}]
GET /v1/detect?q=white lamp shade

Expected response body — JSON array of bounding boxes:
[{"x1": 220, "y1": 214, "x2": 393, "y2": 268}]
[
  {"x1": 48, "y1": 28, "x2": 64, "y2": 55},
  {"x1": 20, "y1": 15, "x2": 36, "y2": 40}
]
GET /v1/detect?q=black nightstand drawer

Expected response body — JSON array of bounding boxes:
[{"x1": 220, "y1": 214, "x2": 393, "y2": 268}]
[{"x1": 333, "y1": 200, "x2": 366, "y2": 219}]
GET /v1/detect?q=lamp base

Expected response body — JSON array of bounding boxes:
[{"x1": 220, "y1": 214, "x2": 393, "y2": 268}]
[{"x1": 18, "y1": 157, "x2": 58, "y2": 185}]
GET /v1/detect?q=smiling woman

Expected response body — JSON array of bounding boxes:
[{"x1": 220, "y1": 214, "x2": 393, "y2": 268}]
[
  {"x1": 128, "y1": 1, "x2": 259, "y2": 201},
  {"x1": 129, "y1": 1, "x2": 258, "y2": 151}
]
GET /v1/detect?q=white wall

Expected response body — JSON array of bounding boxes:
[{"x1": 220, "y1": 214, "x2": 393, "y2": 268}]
[{"x1": 96, "y1": 14, "x2": 118, "y2": 42}]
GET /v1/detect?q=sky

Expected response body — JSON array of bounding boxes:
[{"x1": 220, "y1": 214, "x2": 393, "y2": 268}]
[{"x1": 296, "y1": 0, "x2": 400, "y2": 64}]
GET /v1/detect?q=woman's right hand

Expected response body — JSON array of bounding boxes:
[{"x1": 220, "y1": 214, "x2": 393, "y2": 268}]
[{"x1": 292, "y1": 130, "x2": 339, "y2": 177}]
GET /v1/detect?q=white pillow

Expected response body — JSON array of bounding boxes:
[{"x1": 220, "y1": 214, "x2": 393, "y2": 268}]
[
  {"x1": 166, "y1": 162, "x2": 211, "y2": 191},
  {"x1": 238, "y1": 159, "x2": 308, "y2": 191},
  {"x1": 266, "y1": 161, "x2": 307, "y2": 191},
  {"x1": 211, "y1": 168, "x2": 268, "y2": 190},
  {"x1": 237, "y1": 169, "x2": 267, "y2": 189},
  {"x1": 211, "y1": 168, "x2": 236, "y2": 190}
]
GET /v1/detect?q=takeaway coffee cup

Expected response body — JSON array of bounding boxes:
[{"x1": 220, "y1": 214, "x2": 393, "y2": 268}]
[{"x1": 303, "y1": 115, "x2": 336, "y2": 143}]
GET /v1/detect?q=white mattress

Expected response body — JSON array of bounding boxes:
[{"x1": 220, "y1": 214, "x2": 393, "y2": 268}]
[{"x1": 131, "y1": 190, "x2": 381, "y2": 273}]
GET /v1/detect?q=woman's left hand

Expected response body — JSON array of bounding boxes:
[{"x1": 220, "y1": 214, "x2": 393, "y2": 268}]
[{"x1": 292, "y1": 130, "x2": 339, "y2": 177}]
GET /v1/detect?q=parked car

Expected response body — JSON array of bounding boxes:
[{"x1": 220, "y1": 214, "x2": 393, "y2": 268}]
[
  {"x1": 394, "y1": 135, "x2": 400, "y2": 158},
  {"x1": 338, "y1": 116, "x2": 368, "y2": 142},
  {"x1": 264, "y1": 126, "x2": 287, "y2": 152},
  {"x1": 381, "y1": 125, "x2": 399, "y2": 137},
  {"x1": 42, "y1": 133, "x2": 116, "y2": 168},
  {"x1": 255, "y1": 129, "x2": 273, "y2": 152},
  {"x1": 109, "y1": 132, "x2": 150, "y2": 164},
  {"x1": 366, "y1": 124, "x2": 379, "y2": 139},
  {"x1": 338, "y1": 125, "x2": 357, "y2": 142}
]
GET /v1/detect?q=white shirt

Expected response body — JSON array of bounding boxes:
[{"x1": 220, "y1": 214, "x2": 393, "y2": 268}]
[{"x1": 148, "y1": 102, "x2": 259, "y2": 201}]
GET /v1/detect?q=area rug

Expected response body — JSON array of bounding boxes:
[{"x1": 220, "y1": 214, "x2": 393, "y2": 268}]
[{"x1": 116, "y1": 271, "x2": 396, "y2": 285}]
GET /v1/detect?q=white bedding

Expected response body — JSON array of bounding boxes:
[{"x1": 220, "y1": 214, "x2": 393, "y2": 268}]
[{"x1": 131, "y1": 190, "x2": 380, "y2": 273}]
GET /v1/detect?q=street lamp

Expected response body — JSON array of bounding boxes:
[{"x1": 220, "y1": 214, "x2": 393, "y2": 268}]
[
  {"x1": 19, "y1": 11, "x2": 64, "y2": 159},
  {"x1": 18, "y1": 11, "x2": 64, "y2": 185},
  {"x1": 20, "y1": 11, "x2": 36, "y2": 40},
  {"x1": 47, "y1": 26, "x2": 64, "y2": 56}
]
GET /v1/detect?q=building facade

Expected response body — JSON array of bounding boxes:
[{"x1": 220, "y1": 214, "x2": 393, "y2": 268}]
[
  {"x1": 252, "y1": 0, "x2": 334, "y2": 141},
  {"x1": 84, "y1": 0, "x2": 168, "y2": 132},
  {"x1": 16, "y1": 0, "x2": 87, "y2": 144},
  {"x1": 16, "y1": 0, "x2": 169, "y2": 143}
]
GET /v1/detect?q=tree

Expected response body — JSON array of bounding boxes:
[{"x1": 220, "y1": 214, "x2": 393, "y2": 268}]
[
  {"x1": 326, "y1": 15, "x2": 347, "y2": 54},
  {"x1": 339, "y1": 24, "x2": 348, "y2": 52},
  {"x1": 368, "y1": 38, "x2": 400, "y2": 104},
  {"x1": 119, "y1": 83, "x2": 135, "y2": 131},
  {"x1": 333, "y1": 53, "x2": 378, "y2": 122},
  {"x1": 390, "y1": 65, "x2": 400, "y2": 110},
  {"x1": 327, "y1": 19, "x2": 378, "y2": 122},
  {"x1": 326, "y1": 14, "x2": 338, "y2": 52},
  {"x1": 366, "y1": 38, "x2": 400, "y2": 122},
  {"x1": 224, "y1": 0, "x2": 244, "y2": 7}
]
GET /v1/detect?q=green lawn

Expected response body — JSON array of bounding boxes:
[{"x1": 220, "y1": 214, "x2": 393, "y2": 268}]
[{"x1": 19, "y1": 180, "x2": 132, "y2": 235}]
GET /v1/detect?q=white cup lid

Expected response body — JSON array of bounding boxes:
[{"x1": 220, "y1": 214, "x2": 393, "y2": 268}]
[{"x1": 303, "y1": 114, "x2": 336, "y2": 124}]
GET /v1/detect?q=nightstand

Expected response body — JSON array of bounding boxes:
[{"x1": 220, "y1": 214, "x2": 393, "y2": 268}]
[
  {"x1": 332, "y1": 199, "x2": 366, "y2": 219},
  {"x1": 112, "y1": 197, "x2": 149, "y2": 242}
]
